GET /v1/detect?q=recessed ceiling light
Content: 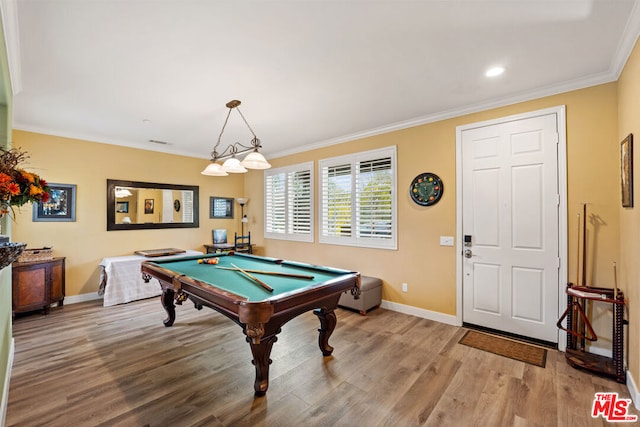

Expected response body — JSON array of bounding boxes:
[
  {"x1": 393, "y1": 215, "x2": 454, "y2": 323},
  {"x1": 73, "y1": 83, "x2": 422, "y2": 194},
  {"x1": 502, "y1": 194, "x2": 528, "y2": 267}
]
[{"x1": 485, "y1": 66, "x2": 505, "y2": 77}]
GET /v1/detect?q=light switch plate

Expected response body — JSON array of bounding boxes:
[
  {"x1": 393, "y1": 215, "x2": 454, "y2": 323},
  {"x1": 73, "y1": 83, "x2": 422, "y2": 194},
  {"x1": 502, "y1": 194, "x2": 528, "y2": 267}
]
[{"x1": 440, "y1": 236, "x2": 454, "y2": 246}]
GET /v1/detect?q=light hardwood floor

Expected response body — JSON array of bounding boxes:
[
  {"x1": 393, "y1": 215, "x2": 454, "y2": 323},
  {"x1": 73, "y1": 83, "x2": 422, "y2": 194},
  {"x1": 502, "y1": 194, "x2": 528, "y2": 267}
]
[{"x1": 5, "y1": 298, "x2": 637, "y2": 426}]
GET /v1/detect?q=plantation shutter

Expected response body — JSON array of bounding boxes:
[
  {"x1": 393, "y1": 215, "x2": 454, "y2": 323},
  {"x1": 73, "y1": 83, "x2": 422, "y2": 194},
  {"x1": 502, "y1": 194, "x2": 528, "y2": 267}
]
[
  {"x1": 288, "y1": 169, "x2": 312, "y2": 235},
  {"x1": 319, "y1": 146, "x2": 397, "y2": 249},
  {"x1": 182, "y1": 190, "x2": 193, "y2": 223},
  {"x1": 356, "y1": 157, "x2": 392, "y2": 239},
  {"x1": 321, "y1": 164, "x2": 352, "y2": 238},
  {"x1": 264, "y1": 162, "x2": 314, "y2": 242},
  {"x1": 265, "y1": 172, "x2": 286, "y2": 234}
]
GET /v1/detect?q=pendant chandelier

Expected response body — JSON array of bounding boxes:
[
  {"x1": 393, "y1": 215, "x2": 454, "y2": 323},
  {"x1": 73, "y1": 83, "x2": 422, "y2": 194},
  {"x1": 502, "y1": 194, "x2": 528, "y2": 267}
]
[{"x1": 201, "y1": 100, "x2": 271, "y2": 176}]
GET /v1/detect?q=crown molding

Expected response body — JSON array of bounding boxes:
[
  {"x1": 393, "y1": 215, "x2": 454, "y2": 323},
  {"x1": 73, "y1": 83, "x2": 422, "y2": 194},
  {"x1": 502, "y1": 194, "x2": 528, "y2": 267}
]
[
  {"x1": 11, "y1": 123, "x2": 210, "y2": 160},
  {"x1": 610, "y1": 0, "x2": 640, "y2": 79},
  {"x1": 270, "y1": 70, "x2": 618, "y2": 161}
]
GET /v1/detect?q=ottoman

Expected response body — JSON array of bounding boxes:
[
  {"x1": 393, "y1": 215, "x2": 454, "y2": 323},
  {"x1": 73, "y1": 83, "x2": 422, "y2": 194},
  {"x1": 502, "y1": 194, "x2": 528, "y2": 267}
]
[{"x1": 338, "y1": 276, "x2": 382, "y2": 315}]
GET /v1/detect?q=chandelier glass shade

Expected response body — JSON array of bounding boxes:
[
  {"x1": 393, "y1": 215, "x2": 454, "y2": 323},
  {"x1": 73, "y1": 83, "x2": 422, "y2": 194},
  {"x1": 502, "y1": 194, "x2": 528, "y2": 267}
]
[
  {"x1": 240, "y1": 150, "x2": 271, "y2": 169},
  {"x1": 201, "y1": 100, "x2": 271, "y2": 176},
  {"x1": 221, "y1": 157, "x2": 247, "y2": 173},
  {"x1": 201, "y1": 162, "x2": 228, "y2": 176}
]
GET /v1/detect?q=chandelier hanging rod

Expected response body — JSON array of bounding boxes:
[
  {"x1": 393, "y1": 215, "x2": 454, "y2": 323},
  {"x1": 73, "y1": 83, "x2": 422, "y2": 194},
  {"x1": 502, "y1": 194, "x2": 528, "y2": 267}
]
[
  {"x1": 210, "y1": 137, "x2": 263, "y2": 162},
  {"x1": 210, "y1": 100, "x2": 261, "y2": 161},
  {"x1": 201, "y1": 99, "x2": 271, "y2": 176}
]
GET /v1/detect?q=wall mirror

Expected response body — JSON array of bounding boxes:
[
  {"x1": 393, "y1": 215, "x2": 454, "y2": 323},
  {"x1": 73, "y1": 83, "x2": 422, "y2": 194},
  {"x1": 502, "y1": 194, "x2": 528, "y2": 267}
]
[{"x1": 107, "y1": 179, "x2": 199, "y2": 231}]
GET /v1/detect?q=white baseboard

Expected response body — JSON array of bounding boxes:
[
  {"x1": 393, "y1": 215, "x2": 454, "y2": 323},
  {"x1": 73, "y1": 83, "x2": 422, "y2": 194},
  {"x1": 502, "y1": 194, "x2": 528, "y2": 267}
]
[
  {"x1": 627, "y1": 370, "x2": 640, "y2": 410},
  {"x1": 62, "y1": 292, "x2": 102, "y2": 305},
  {"x1": 1, "y1": 338, "x2": 14, "y2": 427},
  {"x1": 380, "y1": 299, "x2": 459, "y2": 326}
]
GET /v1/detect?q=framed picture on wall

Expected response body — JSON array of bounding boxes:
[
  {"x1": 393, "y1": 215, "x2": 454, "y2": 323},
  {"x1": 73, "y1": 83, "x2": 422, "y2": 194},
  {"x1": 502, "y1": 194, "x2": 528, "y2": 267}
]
[
  {"x1": 144, "y1": 198, "x2": 154, "y2": 214},
  {"x1": 32, "y1": 183, "x2": 77, "y2": 222},
  {"x1": 621, "y1": 133, "x2": 633, "y2": 208},
  {"x1": 210, "y1": 197, "x2": 234, "y2": 219},
  {"x1": 116, "y1": 201, "x2": 129, "y2": 213}
]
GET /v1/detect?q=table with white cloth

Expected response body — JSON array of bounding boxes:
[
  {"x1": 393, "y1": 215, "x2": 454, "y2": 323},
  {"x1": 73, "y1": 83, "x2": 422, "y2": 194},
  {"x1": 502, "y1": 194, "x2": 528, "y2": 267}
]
[{"x1": 99, "y1": 250, "x2": 203, "y2": 306}]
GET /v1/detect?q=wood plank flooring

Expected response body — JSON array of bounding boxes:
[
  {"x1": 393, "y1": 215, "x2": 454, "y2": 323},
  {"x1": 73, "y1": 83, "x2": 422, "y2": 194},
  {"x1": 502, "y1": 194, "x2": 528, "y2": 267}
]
[{"x1": 5, "y1": 298, "x2": 637, "y2": 426}]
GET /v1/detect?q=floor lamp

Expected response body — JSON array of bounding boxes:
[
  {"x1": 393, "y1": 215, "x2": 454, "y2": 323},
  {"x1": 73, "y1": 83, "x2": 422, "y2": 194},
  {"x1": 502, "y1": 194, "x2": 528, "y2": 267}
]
[{"x1": 237, "y1": 198, "x2": 248, "y2": 236}]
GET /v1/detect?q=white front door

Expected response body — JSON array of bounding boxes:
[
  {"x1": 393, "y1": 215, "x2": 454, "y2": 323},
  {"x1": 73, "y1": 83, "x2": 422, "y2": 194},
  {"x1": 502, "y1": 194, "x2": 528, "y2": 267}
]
[{"x1": 459, "y1": 108, "x2": 564, "y2": 343}]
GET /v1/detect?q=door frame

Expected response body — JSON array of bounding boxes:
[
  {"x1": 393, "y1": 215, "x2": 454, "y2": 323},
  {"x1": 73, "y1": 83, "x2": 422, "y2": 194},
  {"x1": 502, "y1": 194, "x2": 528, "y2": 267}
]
[{"x1": 455, "y1": 105, "x2": 568, "y2": 350}]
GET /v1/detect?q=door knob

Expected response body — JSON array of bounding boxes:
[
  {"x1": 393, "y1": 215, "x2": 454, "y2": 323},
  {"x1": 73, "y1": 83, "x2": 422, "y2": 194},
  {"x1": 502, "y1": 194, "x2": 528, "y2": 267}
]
[{"x1": 464, "y1": 249, "x2": 473, "y2": 258}]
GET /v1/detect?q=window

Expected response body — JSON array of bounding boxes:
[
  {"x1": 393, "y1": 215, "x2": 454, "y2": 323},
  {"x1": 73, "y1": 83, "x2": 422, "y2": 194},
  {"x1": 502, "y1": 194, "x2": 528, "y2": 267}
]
[
  {"x1": 319, "y1": 146, "x2": 397, "y2": 249},
  {"x1": 264, "y1": 162, "x2": 314, "y2": 242}
]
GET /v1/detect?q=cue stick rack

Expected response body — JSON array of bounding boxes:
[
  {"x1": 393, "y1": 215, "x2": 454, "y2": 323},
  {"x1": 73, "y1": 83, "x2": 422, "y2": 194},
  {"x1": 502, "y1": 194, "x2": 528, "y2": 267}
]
[{"x1": 556, "y1": 204, "x2": 627, "y2": 383}]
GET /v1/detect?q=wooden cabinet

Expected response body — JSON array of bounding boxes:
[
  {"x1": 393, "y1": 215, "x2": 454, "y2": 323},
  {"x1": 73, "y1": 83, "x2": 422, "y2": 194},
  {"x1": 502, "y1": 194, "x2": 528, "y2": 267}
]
[{"x1": 12, "y1": 257, "x2": 65, "y2": 317}]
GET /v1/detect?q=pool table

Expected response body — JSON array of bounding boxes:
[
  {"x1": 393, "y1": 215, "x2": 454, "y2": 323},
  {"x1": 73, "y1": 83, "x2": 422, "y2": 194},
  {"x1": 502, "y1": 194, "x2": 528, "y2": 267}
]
[{"x1": 140, "y1": 252, "x2": 360, "y2": 396}]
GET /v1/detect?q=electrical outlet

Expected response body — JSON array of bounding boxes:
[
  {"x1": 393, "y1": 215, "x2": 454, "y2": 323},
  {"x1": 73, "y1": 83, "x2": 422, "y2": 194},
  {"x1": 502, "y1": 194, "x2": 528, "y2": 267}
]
[{"x1": 402, "y1": 282, "x2": 408, "y2": 292}]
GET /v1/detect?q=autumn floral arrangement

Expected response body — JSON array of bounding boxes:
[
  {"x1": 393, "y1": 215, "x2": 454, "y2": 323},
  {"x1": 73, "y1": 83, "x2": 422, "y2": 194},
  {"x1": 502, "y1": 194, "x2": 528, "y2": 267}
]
[{"x1": 0, "y1": 147, "x2": 50, "y2": 216}]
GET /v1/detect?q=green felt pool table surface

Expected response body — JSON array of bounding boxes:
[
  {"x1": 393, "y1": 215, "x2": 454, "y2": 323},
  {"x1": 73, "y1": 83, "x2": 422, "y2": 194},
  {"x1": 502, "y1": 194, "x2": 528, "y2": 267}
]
[{"x1": 146, "y1": 252, "x2": 350, "y2": 301}]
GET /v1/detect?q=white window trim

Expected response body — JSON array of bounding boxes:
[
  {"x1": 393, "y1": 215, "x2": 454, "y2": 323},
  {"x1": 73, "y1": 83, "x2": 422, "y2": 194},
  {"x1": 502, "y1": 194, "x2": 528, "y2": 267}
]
[
  {"x1": 319, "y1": 145, "x2": 397, "y2": 250},
  {"x1": 264, "y1": 161, "x2": 314, "y2": 242}
]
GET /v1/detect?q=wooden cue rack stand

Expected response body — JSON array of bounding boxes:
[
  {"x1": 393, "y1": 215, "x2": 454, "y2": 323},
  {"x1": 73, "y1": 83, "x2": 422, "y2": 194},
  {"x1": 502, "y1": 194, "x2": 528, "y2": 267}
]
[
  {"x1": 558, "y1": 283, "x2": 626, "y2": 383},
  {"x1": 556, "y1": 204, "x2": 627, "y2": 383}
]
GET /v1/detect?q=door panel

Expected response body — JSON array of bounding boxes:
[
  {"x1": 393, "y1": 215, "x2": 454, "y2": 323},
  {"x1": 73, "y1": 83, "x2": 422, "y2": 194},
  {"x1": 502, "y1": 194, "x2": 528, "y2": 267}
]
[
  {"x1": 472, "y1": 168, "x2": 500, "y2": 246},
  {"x1": 512, "y1": 266, "x2": 543, "y2": 321},
  {"x1": 462, "y1": 112, "x2": 560, "y2": 342},
  {"x1": 512, "y1": 164, "x2": 543, "y2": 248},
  {"x1": 473, "y1": 263, "x2": 500, "y2": 314}
]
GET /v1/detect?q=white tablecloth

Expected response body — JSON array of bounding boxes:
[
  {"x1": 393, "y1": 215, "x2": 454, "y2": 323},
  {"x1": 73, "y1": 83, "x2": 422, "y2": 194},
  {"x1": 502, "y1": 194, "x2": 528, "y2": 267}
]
[{"x1": 99, "y1": 250, "x2": 203, "y2": 307}]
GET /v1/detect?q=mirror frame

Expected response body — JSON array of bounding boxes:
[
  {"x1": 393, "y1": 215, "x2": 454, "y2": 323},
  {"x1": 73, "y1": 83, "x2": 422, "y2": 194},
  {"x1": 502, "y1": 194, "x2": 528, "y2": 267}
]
[{"x1": 107, "y1": 179, "x2": 200, "y2": 231}]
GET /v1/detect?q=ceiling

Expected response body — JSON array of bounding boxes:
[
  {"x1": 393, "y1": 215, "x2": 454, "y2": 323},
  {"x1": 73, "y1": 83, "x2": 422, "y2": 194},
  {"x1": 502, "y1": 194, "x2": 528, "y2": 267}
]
[{"x1": 5, "y1": 1, "x2": 640, "y2": 163}]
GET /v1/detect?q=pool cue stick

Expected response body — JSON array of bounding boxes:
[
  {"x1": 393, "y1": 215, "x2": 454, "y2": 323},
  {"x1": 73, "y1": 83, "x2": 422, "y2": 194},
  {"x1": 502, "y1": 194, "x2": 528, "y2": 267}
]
[
  {"x1": 580, "y1": 204, "x2": 587, "y2": 349},
  {"x1": 570, "y1": 212, "x2": 581, "y2": 350},
  {"x1": 576, "y1": 212, "x2": 581, "y2": 285},
  {"x1": 582, "y1": 203, "x2": 587, "y2": 287},
  {"x1": 613, "y1": 262, "x2": 618, "y2": 300},
  {"x1": 214, "y1": 265, "x2": 314, "y2": 279},
  {"x1": 574, "y1": 203, "x2": 587, "y2": 350},
  {"x1": 231, "y1": 263, "x2": 274, "y2": 293}
]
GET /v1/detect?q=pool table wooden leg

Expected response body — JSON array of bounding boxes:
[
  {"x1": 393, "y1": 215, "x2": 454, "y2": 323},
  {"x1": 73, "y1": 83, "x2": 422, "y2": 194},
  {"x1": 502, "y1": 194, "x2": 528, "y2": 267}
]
[
  {"x1": 248, "y1": 334, "x2": 278, "y2": 396},
  {"x1": 314, "y1": 307, "x2": 337, "y2": 356},
  {"x1": 161, "y1": 288, "x2": 176, "y2": 327}
]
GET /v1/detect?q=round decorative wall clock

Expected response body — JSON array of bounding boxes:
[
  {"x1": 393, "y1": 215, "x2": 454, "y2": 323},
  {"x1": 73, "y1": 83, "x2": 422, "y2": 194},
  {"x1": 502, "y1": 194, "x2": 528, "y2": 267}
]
[{"x1": 409, "y1": 172, "x2": 443, "y2": 206}]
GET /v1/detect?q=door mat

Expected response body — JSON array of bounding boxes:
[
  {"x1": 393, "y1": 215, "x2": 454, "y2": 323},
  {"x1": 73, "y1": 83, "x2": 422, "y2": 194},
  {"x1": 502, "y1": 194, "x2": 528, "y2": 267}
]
[{"x1": 459, "y1": 330, "x2": 547, "y2": 368}]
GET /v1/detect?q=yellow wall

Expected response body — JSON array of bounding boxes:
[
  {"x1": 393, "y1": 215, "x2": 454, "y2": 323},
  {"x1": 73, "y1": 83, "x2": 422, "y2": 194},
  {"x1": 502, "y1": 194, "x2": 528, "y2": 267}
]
[
  {"x1": 618, "y1": 38, "x2": 640, "y2": 389},
  {"x1": 10, "y1": 131, "x2": 245, "y2": 297},
  {"x1": 249, "y1": 83, "x2": 620, "y2": 319}
]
